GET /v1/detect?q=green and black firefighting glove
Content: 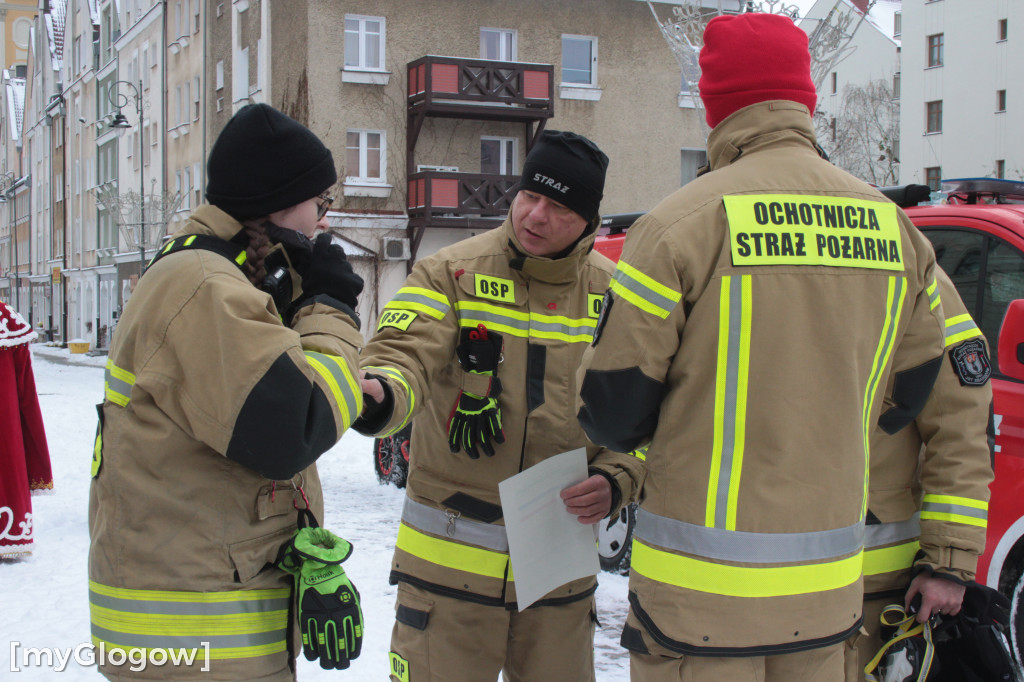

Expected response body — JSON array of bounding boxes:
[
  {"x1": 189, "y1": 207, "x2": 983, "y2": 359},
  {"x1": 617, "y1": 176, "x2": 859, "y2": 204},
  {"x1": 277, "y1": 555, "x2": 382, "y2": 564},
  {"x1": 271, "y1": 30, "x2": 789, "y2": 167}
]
[
  {"x1": 447, "y1": 325, "x2": 505, "y2": 459},
  {"x1": 277, "y1": 527, "x2": 363, "y2": 670}
]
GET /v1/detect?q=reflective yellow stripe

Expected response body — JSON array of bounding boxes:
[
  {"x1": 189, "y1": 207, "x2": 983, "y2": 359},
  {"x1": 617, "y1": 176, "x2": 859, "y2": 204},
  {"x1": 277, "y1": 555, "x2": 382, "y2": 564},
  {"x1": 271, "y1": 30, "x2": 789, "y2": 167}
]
[
  {"x1": 184, "y1": 235, "x2": 197, "y2": 246},
  {"x1": 610, "y1": 260, "x2": 682, "y2": 319},
  {"x1": 863, "y1": 540, "x2": 920, "y2": 576},
  {"x1": 707, "y1": 275, "x2": 752, "y2": 530},
  {"x1": 630, "y1": 446, "x2": 648, "y2": 461},
  {"x1": 386, "y1": 287, "x2": 451, "y2": 320},
  {"x1": 235, "y1": 251, "x2": 247, "y2": 266},
  {"x1": 922, "y1": 494, "x2": 987, "y2": 510},
  {"x1": 631, "y1": 540, "x2": 862, "y2": 598},
  {"x1": 454, "y1": 301, "x2": 597, "y2": 343},
  {"x1": 105, "y1": 359, "x2": 136, "y2": 407},
  {"x1": 92, "y1": 430, "x2": 103, "y2": 478},
  {"x1": 364, "y1": 365, "x2": 415, "y2": 437},
  {"x1": 304, "y1": 352, "x2": 362, "y2": 431},
  {"x1": 395, "y1": 522, "x2": 508, "y2": 579},
  {"x1": 861, "y1": 277, "x2": 906, "y2": 515},
  {"x1": 89, "y1": 581, "x2": 289, "y2": 660},
  {"x1": 920, "y1": 512, "x2": 988, "y2": 527},
  {"x1": 944, "y1": 313, "x2": 982, "y2": 346},
  {"x1": 927, "y1": 277, "x2": 941, "y2": 311}
]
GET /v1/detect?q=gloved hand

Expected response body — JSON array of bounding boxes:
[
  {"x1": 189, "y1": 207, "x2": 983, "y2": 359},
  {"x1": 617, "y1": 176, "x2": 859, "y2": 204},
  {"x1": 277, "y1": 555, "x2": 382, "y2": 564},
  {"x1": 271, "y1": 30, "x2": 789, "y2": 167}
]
[
  {"x1": 447, "y1": 325, "x2": 505, "y2": 458},
  {"x1": 298, "y1": 233, "x2": 364, "y2": 311},
  {"x1": 277, "y1": 527, "x2": 363, "y2": 670}
]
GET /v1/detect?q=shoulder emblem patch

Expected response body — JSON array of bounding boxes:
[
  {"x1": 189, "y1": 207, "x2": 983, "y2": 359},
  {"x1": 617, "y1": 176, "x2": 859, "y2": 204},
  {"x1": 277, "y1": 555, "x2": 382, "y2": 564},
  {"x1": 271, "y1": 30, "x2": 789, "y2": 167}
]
[
  {"x1": 378, "y1": 310, "x2": 418, "y2": 332},
  {"x1": 950, "y1": 338, "x2": 992, "y2": 386}
]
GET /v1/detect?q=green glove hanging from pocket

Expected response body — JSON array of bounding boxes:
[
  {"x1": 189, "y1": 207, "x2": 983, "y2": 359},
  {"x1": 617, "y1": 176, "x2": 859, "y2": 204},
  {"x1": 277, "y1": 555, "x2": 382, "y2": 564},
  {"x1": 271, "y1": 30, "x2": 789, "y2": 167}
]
[
  {"x1": 278, "y1": 527, "x2": 363, "y2": 670},
  {"x1": 447, "y1": 324, "x2": 505, "y2": 459}
]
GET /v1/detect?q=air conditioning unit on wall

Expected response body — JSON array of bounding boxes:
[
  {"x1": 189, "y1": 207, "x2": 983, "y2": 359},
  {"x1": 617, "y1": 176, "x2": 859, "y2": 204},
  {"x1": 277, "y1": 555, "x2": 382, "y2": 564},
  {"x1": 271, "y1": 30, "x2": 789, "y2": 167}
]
[{"x1": 382, "y1": 237, "x2": 411, "y2": 261}]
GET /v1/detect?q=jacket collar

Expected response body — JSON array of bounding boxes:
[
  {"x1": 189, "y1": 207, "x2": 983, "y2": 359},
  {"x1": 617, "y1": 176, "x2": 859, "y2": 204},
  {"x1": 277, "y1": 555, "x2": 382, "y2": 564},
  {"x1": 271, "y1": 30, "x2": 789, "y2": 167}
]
[
  {"x1": 178, "y1": 204, "x2": 247, "y2": 241},
  {"x1": 704, "y1": 100, "x2": 822, "y2": 173},
  {"x1": 500, "y1": 215, "x2": 595, "y2": 284}
]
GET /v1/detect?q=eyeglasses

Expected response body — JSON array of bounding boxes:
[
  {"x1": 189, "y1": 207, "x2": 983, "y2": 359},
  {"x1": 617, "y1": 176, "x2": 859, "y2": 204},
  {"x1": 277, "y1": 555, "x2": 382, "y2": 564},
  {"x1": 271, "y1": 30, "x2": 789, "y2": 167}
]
[{"x1": 316, "y1": 193, "x2": 334, "y2": 220}]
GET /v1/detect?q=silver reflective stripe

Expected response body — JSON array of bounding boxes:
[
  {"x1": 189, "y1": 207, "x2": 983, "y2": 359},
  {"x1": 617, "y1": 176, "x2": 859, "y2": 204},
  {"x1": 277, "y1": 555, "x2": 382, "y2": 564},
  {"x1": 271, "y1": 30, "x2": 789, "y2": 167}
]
[
  {"x1": 391, "y1": 290, "x2": 450, "y2": 316},
  {"x1": 634, "y1": 508, "x2": 865, "y2": 563},
  {"x1": 922, "y1": 501, "x2": 988, "y2": 521},
  {"x1": 945, "y1": 317, "x2": 980, "y2": 343},
  {"x1": 611, "y1": 268, "x2": 678, "y2": 315},
  {"x1": 402, "y1": 497, "x2": 508, "y2": 552},
  {"x1": 457, "y1": 308, "x2": 530, "y2": 333},
  {"x1": 864, "y1": 514, "x2": 921, "y2": 549},
  {"x1": 304, "y1": 351, "x2": 361, "y2": 427},
  {"x1": 91, "y1": 624, "x2": 283, "y2": 651},
  {"x1": 713, "y1": 276, "x2": 746, "y2": 528},
  {"x1": 529, "y1": 317, "x2": 596, "y2": 338},
  {"x1": 89, "y1": 590, "x2": 290, "y2": 616}
]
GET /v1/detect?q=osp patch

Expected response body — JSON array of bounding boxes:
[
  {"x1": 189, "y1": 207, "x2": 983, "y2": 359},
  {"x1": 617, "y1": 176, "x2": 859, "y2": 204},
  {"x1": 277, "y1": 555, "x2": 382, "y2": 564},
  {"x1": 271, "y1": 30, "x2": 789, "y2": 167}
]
[{"x1": 950, "y1": 338, "x2": 992, "y2": 386}]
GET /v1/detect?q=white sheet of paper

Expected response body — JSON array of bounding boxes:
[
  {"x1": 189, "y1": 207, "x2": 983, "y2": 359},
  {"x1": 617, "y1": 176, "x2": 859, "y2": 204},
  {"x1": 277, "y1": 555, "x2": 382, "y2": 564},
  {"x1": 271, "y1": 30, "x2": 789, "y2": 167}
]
[{"x1": 498, "y1": 447, "x2": 600, "y2": 610}]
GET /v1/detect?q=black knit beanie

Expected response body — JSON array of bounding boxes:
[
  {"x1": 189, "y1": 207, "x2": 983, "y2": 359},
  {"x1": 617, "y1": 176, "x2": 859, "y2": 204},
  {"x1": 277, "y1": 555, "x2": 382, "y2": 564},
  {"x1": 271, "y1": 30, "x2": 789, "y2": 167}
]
[
  {"x1": 518, "y1": 130, "x2": 608, "y2": 223},
  {"x1": 205, "y1": 103, "x2": 337, "y2": 219}
]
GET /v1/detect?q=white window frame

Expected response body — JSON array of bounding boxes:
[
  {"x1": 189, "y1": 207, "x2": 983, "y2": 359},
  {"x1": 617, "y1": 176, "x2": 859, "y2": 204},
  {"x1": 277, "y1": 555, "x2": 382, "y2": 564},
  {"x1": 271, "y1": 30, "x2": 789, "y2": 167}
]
[
  {"x1": 560, "y1": 34, "x2": 601, "y2": 101},
  {"x1": 344, "y1": 128, "x2": 391, "y2": 198},
  {"x1": 480, "y1": 27, "x2": 517, "y2": 61},
  {"x1": 343, "y1": 14, "x2": 388, "y2": 85},
  {"x1": 480, "y1": 136, "x2": 517, "y2": 176},
  {"x1": 216, "y1": 60, "x2": 224, "y2": 90}
]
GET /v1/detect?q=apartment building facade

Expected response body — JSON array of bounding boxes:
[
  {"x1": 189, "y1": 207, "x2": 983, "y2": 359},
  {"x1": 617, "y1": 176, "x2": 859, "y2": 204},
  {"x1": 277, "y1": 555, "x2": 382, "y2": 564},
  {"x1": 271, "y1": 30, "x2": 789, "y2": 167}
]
[{"x1": 900, "y1": 0, "x2": 1022, "y2": 189}]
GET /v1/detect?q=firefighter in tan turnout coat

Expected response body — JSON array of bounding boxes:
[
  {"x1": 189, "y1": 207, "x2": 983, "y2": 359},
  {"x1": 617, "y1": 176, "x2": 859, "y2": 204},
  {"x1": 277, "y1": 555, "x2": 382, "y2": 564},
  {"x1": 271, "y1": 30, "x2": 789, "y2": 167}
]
[
  {"x1": 88, "y1": 104, "x2": 365, "y2": 680},
  {"x1": 357, "y1": 131, "x2": 645, "y2": 682},
  {"x1": 577, "y1": 15, "x2": 948, "y2": 681},
  {"x1": 847, "y1": 268, "x2": 994, "y2": 680}
]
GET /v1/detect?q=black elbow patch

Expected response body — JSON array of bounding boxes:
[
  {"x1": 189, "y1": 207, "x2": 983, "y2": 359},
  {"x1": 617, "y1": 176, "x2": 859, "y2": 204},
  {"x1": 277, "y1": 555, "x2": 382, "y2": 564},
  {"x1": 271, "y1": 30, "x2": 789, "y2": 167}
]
[
  {"x1": 878, "y1": 355, "x2": 944, "y2": 435},
  {"x1": 226, "y1": 353, "x2": 338, "y2": 479},
  {"x1": 578, "y1": 367, "x2": 662, "y2": 452}
]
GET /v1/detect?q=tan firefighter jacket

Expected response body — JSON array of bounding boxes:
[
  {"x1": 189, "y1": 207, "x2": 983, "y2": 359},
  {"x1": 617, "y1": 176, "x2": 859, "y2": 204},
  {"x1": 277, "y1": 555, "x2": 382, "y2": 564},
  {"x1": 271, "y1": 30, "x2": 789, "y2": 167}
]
[
  {"x1": 88, "y1": 205, "x2": 364, "y2": 680},
  {"x1": 865, "y1": 268, "x2": 993, "y2": 597},
  {"x1": 577, "y1": 101, "x2": 947, "y2": 656},
  {"x1": 355, "y1": 216, "x2": 645, "y2": 608}
]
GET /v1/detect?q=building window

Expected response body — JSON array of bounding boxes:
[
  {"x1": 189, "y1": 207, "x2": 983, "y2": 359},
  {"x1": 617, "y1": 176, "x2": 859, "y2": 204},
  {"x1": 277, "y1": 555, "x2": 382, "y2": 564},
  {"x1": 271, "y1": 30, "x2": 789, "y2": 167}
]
[
  {"x1": 481, "y1": 137, "x2": 517, "y2": 175},
  {"x1": 346, "y1": 129, "x2": 385, "y2": 182},
  {"x1": 480, "y1": 28, "x2": 516, "y2": 61},
  {"x1": 998, "y1": 89, "x2": 1007, "y2": 112},
  {"x1": 925, "y1": 167, "x2": 942, "y2": 191},
  {"x1": 999, "y1": 18, "x2": 1008, "y2": 41},
  {"x1": 997, "y1": 160, "x2": 1006, "y2": 179},
  {"x1": 927, "y1": 34, "x2": 944, "y2": 67},
  {"x1": 894, "y1": 12, "x2": 902, "y2": 38},
  {"x1": 830, "y1": 116, "x2": 837, "y2": 142},
  {"x1": 216, "y1": 60, "x2": 224, "y2": 90},
  {"x1": 561, "y1": 35, "x2": 597, "y2": 86},
  {"x1": 344, "y1": 15, "x2": 385, "y2": 71},
  {"x1": 830, "y1": 72, "x2": 837, "y2": 95},
  {"x1": 926, "y1": 100, "x2": 943, "y2": 133},
  {"x1": 893, "y1": 72, "x2": 901, "y2": 100},
  {"x1": 680, "y1": 148, "x2": 707, "y2": 186}
]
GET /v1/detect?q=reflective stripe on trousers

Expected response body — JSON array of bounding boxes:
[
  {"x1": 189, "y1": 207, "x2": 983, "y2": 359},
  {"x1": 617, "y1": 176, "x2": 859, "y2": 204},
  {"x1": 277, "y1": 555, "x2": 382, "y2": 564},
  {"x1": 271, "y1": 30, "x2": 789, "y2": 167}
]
[
  {"x1": 89, "y1": 580, "x2": 290, "y2": 660},
  {"x1": 396, "y1": 497, "x2": 510, "y2": 579}
]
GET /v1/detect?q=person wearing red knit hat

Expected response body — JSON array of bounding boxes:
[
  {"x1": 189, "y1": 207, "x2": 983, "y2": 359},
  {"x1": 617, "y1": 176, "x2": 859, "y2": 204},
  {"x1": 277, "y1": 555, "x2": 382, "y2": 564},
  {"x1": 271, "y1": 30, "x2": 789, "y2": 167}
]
[{"x1": 576, "y1": 11, "x2": 951, "y2": 682}]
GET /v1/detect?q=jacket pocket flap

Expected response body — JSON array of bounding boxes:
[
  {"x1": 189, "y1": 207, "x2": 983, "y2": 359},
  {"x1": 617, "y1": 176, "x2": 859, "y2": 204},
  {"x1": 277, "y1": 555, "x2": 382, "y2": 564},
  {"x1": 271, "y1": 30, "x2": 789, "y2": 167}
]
[
  {"x1": 456, "y1": 270, "x2": 527, "y2": 307},
  {"x1": 442, "y1": 492, "x2": 503, "y2": 523},
  {"x1": 228, "y1": 526, "x2": 295, "y2": 583}
]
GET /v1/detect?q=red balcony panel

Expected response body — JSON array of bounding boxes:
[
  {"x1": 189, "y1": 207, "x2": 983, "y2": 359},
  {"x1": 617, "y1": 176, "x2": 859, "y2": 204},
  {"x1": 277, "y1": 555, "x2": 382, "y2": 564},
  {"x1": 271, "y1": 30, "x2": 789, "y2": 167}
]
[
  {"x1": 432, "y1": 178, "x2": 459, "y2": 208},
  {"x1": 408, "y1": 178, "x2": 426, "y2": 209},
  {"x1": 523, "y1": 70, "x2": 550, "y2": 100},
  {"x1": 409, "y1": 64, "x2": 425, "y2": 96},
  {"x1": 432, "y1": 64, "x2": 459, "y2": 94}
]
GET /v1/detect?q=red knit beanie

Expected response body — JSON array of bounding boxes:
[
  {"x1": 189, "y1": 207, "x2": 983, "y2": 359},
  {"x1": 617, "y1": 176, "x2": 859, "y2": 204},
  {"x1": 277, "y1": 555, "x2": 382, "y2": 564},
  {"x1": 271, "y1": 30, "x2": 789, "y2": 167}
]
[{"x1": 698, "y1": 13, "x2": 818, "y2": 128}]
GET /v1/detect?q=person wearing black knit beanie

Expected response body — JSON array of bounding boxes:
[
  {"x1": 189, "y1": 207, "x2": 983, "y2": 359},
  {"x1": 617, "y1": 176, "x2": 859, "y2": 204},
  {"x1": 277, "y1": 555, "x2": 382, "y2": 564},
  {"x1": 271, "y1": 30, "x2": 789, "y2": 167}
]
[{"x1": 88, "y1": 103, "x2": 370, "y2": 679}]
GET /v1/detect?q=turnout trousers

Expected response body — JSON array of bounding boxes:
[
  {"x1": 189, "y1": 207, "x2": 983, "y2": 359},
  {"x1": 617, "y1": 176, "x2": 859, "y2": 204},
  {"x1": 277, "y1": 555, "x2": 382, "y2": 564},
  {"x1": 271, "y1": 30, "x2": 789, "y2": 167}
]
[
  {"x1": 844, "y1": 597, "x2": 889, "y2": 682},
  {"x1": 388, "y1": 583, "x2": 597, "y2": 682},
  {"x1": 625, "y1": 609, "x2": 845, "y2": 682}
]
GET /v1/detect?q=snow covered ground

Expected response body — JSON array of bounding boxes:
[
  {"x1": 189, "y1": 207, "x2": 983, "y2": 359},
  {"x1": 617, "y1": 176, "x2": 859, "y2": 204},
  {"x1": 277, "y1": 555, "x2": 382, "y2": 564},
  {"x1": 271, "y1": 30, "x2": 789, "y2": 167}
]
[{"x1": 1, "y1": 346, "x2": 631, "y2": 680}]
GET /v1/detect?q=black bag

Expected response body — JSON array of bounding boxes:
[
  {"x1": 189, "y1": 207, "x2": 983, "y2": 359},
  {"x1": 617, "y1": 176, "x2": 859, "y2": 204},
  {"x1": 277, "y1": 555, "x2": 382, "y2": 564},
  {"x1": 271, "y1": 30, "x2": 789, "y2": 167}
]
[{"x1": 928, "y1": 582, "x2": 1020, "y2": 682}]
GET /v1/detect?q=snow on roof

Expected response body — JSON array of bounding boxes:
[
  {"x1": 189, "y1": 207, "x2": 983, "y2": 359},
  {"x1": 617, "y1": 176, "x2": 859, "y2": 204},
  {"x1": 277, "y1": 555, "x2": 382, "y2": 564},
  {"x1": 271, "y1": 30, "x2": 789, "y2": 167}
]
[
  {"x1": 47, "y1": 0, "x2": 68, "y2": 66},
  {"x1": 6, "y1": 77, "x2": 25, "y2": 142}
]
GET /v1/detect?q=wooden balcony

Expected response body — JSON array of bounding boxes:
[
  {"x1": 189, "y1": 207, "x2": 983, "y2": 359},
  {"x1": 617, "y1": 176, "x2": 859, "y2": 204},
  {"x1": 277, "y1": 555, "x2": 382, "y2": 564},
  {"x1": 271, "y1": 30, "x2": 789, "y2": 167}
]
[
  {"x1": 407, "y1": 55, "x2": 554, "y2": 122},
  {"x1": 406, "y1": 171, "x2": 519, "y2": 256}
]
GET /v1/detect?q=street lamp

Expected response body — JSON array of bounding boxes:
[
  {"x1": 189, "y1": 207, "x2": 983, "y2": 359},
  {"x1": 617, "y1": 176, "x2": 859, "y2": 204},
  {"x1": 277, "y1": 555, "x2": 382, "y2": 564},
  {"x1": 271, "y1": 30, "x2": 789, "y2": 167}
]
[{"x1": 107, "y1": 80, "x2": 146, "y2": 275}]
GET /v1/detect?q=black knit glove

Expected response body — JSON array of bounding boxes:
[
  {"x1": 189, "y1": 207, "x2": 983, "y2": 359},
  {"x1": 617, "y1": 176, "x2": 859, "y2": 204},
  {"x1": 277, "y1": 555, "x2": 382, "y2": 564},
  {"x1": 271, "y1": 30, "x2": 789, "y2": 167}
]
[
  {"x1": 298, "y1": 233, "x2": 364, "y2": 311},
  {"x1": 447, "y1": 326, "x2": 505, "y2": 459}
]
